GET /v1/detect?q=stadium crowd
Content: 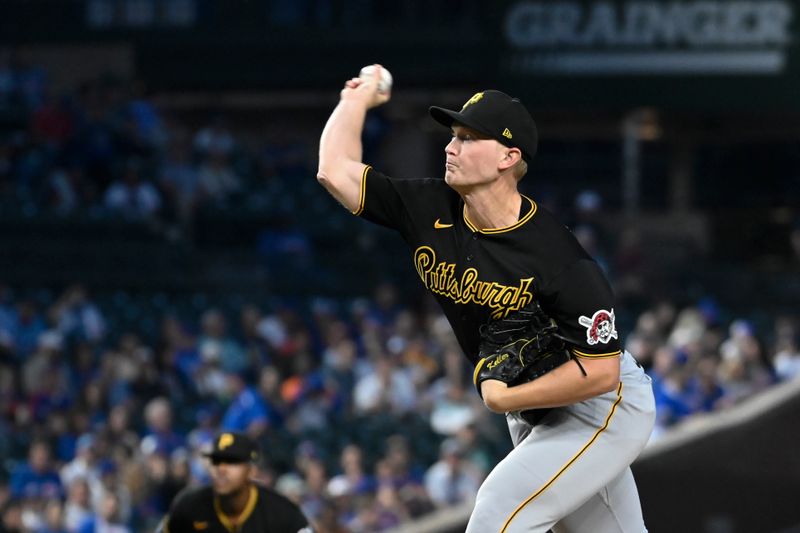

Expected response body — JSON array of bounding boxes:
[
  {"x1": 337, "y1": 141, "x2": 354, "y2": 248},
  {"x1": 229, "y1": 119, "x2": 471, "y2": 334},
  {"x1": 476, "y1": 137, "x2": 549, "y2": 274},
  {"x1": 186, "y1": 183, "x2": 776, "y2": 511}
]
[
  {"x1": 0, "y1": 282, "x2": 797, "y2": 532},
  {"x1": 0, "y1": 57, "x2": 799, "y2": 532}
]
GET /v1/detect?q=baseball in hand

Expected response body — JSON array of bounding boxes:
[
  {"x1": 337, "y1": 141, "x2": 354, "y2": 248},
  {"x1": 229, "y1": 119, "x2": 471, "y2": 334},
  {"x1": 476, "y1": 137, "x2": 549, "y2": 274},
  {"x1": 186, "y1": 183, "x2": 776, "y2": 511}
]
[{"x1": 359, "y1": 65, "x2": 393, "y2": 93}]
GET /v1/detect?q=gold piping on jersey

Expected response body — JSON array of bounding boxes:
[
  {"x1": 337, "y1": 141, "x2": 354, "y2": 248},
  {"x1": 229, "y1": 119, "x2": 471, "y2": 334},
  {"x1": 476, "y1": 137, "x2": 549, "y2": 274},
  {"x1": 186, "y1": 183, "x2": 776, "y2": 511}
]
[
  {"x1": 500, "y1": 382, "x2": 624, "y2": 532},
  {"x1": 352, "y1": 165, "x2": 370, "y2": 216},
  {"x1": 214, "y1": 485, "x2": 258, "y2": 532},
  {"x1": 571, "y1": 348, "x2": 622, "y2": 359},
  {"x1": 473, "y1": 357, "x2": 488, "y2": 386},
  {"x1": 414, "y1": 246, "x2": 534, "y2": 319},
  {"x1": 462, "y1": 195, "x2": 538, "y2": 234}
]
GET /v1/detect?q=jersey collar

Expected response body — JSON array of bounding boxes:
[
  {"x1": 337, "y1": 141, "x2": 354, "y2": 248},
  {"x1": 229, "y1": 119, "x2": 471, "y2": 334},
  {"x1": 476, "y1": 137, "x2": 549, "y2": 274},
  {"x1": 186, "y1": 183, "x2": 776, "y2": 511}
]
[
  {"x1": 214, "y1": 485, "x2": 258, "y2": 532},
  {"x1": 462, "y1": 194, "x2": 538, "y2": 234}
]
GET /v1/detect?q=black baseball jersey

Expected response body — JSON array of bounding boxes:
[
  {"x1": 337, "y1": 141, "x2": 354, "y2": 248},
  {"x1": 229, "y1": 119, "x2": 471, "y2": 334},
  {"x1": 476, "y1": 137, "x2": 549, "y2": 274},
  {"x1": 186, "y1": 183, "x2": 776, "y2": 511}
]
[
  {"x1": 354, "y1": 167, "x2": 621, "y2": 365},
  {"x1": 162, "y1": 484, "x2": 311, "y2": 533}
]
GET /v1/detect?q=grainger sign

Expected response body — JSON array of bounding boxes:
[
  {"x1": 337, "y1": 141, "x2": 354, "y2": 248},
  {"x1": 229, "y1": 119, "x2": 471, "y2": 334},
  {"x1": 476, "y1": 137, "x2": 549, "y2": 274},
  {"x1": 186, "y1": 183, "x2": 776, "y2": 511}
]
[{"x1": 504, "y1": 1, "x2": 795, "y2": 75}]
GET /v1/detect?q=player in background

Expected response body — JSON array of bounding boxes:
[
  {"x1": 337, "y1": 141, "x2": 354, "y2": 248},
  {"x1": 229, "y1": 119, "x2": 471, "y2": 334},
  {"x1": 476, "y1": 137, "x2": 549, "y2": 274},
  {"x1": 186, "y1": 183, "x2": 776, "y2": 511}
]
[{"x1": 160, "y1": 432, "x2": 311, "y2": 533}]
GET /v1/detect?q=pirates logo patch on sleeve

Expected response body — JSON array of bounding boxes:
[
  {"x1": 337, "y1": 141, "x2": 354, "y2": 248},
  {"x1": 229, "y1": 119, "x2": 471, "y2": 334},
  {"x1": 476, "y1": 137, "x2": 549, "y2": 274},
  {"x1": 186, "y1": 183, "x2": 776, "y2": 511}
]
[{"x1": 578, "y1": 309, "x2": 618, "y2": 345}]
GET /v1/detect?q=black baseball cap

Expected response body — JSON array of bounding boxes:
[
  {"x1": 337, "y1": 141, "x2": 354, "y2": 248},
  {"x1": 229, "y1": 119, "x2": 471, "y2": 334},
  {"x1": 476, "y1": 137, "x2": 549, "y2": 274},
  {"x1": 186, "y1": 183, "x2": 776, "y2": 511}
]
[
  {"x1": 203, "y1": 432, "x2": 260, "y2": 464},
  {"x1": 429, "y1": 90, "x2": 538, "y2": 162}
]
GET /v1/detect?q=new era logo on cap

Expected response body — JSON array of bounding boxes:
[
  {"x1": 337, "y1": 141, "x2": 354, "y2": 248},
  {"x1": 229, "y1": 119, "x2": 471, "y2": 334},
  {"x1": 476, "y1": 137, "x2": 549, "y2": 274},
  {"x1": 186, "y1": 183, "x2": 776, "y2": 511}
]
[{"x1": 429, "y1": 90, "x2": 538, "y2": 162}]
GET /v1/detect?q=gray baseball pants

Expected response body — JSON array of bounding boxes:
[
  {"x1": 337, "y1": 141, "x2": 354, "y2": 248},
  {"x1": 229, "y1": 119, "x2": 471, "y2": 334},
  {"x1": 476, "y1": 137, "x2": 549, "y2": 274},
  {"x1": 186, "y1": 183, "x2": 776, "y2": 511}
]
[{"x1": 467, "y1": 351, "x2": 656, "y2": 533}]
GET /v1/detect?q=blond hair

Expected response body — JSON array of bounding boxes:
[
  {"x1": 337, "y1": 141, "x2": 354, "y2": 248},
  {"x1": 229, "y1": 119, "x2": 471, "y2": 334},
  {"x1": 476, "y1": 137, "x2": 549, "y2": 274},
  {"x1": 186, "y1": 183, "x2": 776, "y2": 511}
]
[{"x1": 513, "y1": 159, "x2": 528, "y2": 181}]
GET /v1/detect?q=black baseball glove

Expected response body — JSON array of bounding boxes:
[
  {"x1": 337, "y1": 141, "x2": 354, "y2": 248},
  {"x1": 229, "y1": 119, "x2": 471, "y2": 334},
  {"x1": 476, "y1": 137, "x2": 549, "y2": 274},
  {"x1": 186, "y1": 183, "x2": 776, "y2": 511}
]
[{"x1": 473, "y1": 301, "x2": 576, "y2": 400}]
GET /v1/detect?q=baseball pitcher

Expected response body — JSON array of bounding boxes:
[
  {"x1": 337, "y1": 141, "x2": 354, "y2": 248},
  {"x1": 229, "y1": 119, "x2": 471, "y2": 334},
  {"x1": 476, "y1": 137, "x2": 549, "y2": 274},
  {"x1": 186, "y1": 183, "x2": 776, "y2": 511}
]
[{"x1": 317, "y1": 65, "x2": 656, "y2": 532}]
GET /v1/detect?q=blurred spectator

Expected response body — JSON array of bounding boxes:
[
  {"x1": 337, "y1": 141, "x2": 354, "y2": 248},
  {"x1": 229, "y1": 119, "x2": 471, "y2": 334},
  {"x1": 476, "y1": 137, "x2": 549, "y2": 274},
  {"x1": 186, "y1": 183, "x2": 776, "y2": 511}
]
[
  {"x1": 298, "y1": 458, "x2": 327, "y2": 523},
  {"x1": 333, "y1": 444, "x2": 373, "y2": 496},
  {"x1": 365, "y1": 282, "x2": 402, "y2": 333},
  {"x1": 353, "y1": 357, "x2": 416, "y2": 415},
  {"x1": 45, "y1": 163, "x2": 91, "y2": 215},
  {"x1": 288, "y1": 373, "x2": 337, "y2": 433},
  {"x1": 60, "y1": 435, "x2": 102, "y2": 504},
  {"x1": 50, "y1": 285, "x2": 106, "y2": 344},
  {"x1": 683, "y1": 356, "x2": 725, "y2": 413},
  {"x1": 278, "y1": 331, "x2": 317, "y2": 405},
  {"x1": 321, "y1": 336, "x2": 361, "y2": 409},
  {"x1": 256, "y1": 366, "x2": 287, "y2": 421},
  {"x1": 274, "y1": 472, "x2": 306, "y2": 507},
  {"x1": 63, "y1": 478, "x2": 92, "y2": 533},
  {"x1": 124, "y1": 81, "x2": 166, "y2": 151},
  {"x1": 164, "y1": 450, "x2": 191, "y2": 504},
  {"x1": 429, "y1": 380, "x2": 476, "y2": 436},
  {"x1": 380, "y1": 435, "x2": 427, "y2": 500},
  {"x1": 716, "y1": 319, "x2": 774, "y2": 407},
  {"x1": 141, "y1": 398, "x2": 184, "y2": 457},
  {"x1": 667, "y1": 307, "x2": 706, "y2": 349},
  {"x1": 423, "y1": 438, "x2": 481, "y2": 508},
  {"x1": 370, "y1": 484, "x2": 408, "y2": 530},
  {"x1": 21, "y1": 331, "x2": 71, "y2": 421},
  {"x1": 773, "y1": 316, "x2": 800, "y2": 380},
  {"x1": 103, "y1": 158, "x2": 162, "y2": 219},
  {"x1": 93, "y1": 461, "x2": 132, "y2": 527},
  {"x1": 451, "y1": 424, "x2": 492, "y2": 478},
  {"x1": 255, "y1": 307, "x2": 293, "y2": 361},
  {"x1": 649, "y1": 346, "x2": 692, "y2": 434},
  {"x1": 574, "y1": 189, "x2": 603, "y2": 221},
  {"x1": 157, "y1": 315, "x2": 199, "y2": 391},
  {"x1": 220, "y1": 370, "x2": 273, "y2": 438},
  {"x1": 37, "y1": 498, "x2": 67, "y2": 533},
  {"x1": 192, "y1": 114, "x2": 235, "y2": 158},
  {"x1": 198, "y1": 309, "x2": 247, "y2": 374},
  {"x1": 137, "y1": 448, "x2": 172, "y2": 520},
  {"x1": 196, "y1": 149, "x2": 242, "y2": 208},
  {"x1": 0, "y1": 498, "x2": 24, "y2": 533},
  {"x1": 315, "y1": 498, "x2": 350, "y2": 533},
  {"x1": 10, "y1": 440, "x2": 62, "y2": 500},
  {"x1": 76, "y1": 491, "x2": 130, "y2": 533},
  {"x1": 101, "y1": 406, "x2": 140, "y2": 461}
]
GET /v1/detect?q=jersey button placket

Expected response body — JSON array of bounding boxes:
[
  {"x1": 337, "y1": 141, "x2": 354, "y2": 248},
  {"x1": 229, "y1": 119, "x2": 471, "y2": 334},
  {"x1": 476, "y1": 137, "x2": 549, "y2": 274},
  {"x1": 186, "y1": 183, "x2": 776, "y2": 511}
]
[{"x1": 464, "y1": 232, "x2": 479, "y2": 262}]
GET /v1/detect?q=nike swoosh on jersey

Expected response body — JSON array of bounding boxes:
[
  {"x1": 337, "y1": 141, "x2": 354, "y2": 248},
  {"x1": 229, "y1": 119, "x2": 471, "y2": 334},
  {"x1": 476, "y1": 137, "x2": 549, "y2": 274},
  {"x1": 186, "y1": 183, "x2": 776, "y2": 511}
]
[{"x1": 434, "y1": 219, "x2": 453, "y2": 229}]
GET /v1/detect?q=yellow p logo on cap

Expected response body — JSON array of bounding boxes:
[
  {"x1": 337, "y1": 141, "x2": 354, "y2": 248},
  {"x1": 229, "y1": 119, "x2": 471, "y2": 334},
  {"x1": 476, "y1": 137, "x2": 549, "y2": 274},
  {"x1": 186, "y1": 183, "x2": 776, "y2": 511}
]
[
  {"x1": 462, "y1": 92, "x2": 484, "y2": 110},
  {"x1": 218, "y1": 433, "x2": 234, "y2": 450}
]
